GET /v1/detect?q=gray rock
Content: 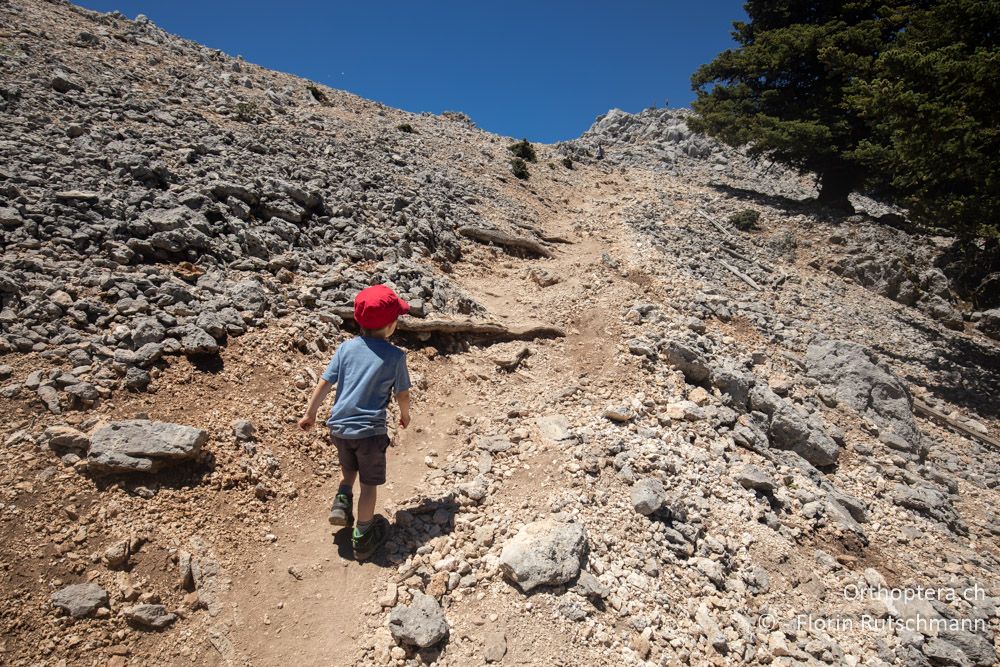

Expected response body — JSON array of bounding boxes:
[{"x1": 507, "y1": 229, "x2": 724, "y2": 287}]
[
  {"x1": 388, "y1": 593, "x2": 449, "y2": 648},
  {"x1": 893, "y1": 484, "x2": 966, "y2": 533},
  {"x1": 125, "y1": 604, "x2": 176, "y2": 629},
  {"x1": 921, "y1": 638, "x2": 971, "y2": 667},
  {"x1": 232, "y1": 419, "x2": 255, "y2": 441},
  {"x1": 51, "y1": 583, "x2": 108, "y2": 618},
  {"x1": 938, "y1": 628, "x2": 997, "y2": 667},
  {"x1": 574, "y1": 570, "x2": 609, "y2": 600},
  {"x1": 131, "y1": 317, "x2": 166, "y2": 347},
  {"x1": 631, "y1": 478, "x2": 667, "y2": 515},
  {"x1": 767, "y1": 404, "x2": 841, "y2": 466},
  {"x1": 663, "y1": 341, "x2": 710, "y2": 384},
  {"x1": 499, "y1": 520, "x2": 587, "y2": 592},
  {"x1": 735, "y1": 465, "x2": 777, "y2": 493},
  {"x1": 88, "y1": 420, "x2": 208, "y2": 473},
  {"x1": 37, "y1": 385, "x2": 61, "y2": 414},
  {"x1": 43, "y1": 425, "x2": 90, "y2": 452},
  {"x1": 806, "y1": 340, "x2": 926, "y2": 457},
  {"x1": 178, "y1": 325, "x2": 219, "y2": 355}
]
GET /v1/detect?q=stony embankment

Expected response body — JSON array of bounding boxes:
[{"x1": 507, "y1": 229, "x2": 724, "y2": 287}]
[{"x1": 1, "y1": 2, "x2": 998, "y2": 667}]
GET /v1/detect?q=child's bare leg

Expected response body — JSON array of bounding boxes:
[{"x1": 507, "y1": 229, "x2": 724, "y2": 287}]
[
  {"x1": 339, "y1": 469, "x2": 357, "y2": 492},
  {"x1": 357, "y1": 483, "x2": 377, "y2": 524}
]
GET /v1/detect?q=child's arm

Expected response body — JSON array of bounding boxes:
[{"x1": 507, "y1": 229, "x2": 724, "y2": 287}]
[
  {"x1": 298, "y1": 380, "x2": 332, "y2": 431},
  {"x1": 396, "y1": 390, "x2": 410, "y2": 429}
]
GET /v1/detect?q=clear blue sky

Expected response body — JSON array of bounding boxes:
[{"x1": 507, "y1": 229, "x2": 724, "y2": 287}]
[{"x1": 76, "y1": 1, "x2": 746, "y2": 143}]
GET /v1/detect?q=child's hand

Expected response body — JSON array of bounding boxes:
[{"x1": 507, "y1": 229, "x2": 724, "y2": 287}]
[
  {"x1": 400, "y1": 413, "x2": 411, "y2": 429},
  {"x1": 297, "y1": 415, "x2": 315, "y2": 431}
]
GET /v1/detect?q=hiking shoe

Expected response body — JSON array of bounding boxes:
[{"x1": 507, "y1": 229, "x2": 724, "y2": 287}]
[
  {"x1": 328, "y1": 493, "x2": 354, "y2": 527},
  {"x1": 352, "y1": 514, "x2": 390, "y2": 561}
]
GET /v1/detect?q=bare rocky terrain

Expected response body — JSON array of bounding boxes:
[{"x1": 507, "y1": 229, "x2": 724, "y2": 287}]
[{"x1": 1, "y1": 2, "x2": 999, "y2": 666}]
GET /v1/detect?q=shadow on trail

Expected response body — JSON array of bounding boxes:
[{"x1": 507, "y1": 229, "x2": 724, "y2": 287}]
[
  {"x1": 708, "y1": 182, "x2": 819, "y2": 216},
  {"x1": 334, "y1": 493, "x2": 458, "y2": 567}
]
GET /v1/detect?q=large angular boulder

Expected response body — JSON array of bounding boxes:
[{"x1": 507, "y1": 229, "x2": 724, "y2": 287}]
[
  {"x1": 388, "y1": 593, "x2": 449, "y2": 648},
  {"x1": 748, "y1": 383, "x2": 842, "y2": 466},
  {"x1": 768, "y1": 405, "x2": 842, "y2": 467},
  {"x1": 87, "y1": 420, "x2": 207, "y2": 473},
  {"x1": 227, "y1": 280, "x2": 268, "y2": 315},
  {"x1": 499, "y1": 520, "x2": 587, "y2": 592},
  {"x1": 662, "y1": 341, "x2": 710, "y2": 384},
  {"x1": 805, "y1": 340, "x2": 926, "y2": 457},
  {"x1": 51, "y1": 582, "x2": 108, "y2": 618}
]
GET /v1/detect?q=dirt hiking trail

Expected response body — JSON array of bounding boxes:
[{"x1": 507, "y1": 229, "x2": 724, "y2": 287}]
[{"x1": 221, "y1": 165, "x2": 652, "y2": 666}]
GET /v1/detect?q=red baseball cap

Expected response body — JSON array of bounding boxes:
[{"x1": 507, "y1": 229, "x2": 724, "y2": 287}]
[{"x1": 354, "y1": 284, "x2": 409, "y2": 330}]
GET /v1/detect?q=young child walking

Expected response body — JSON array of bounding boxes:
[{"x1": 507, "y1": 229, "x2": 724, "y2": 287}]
[{"x1": 298, "y1": 284, "x2": 412, "y2": 561}]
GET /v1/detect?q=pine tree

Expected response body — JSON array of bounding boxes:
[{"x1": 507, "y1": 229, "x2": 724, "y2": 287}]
[
  {"x1": 690, "y1": 1, "x2": 907, "y2": 209},
  {"x1": 851, "y1": 0, "x2": 1000, "y2": 256}
]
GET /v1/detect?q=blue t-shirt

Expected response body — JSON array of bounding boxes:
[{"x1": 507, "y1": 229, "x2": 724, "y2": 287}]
[{"x1": 322, "y1": 336, "x2": 411, "y2": 438}]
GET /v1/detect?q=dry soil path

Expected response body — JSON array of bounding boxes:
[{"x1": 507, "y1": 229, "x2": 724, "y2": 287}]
[{"x1": 221, "y1": 168, "x2": 659, "y2": 666}]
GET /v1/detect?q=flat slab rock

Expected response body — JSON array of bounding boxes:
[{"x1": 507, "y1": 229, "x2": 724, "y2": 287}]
[
  {"x1": 125, "y1": 603, "x2": 176, "y2": 629},
  {"x1": 388, "y1": 593, "x2": 449, "y2": 648},
  {"x1": 499, "y1": 519, "x2": 587, "y2": 592},
  {"x1": 88, "y1": 420, "x2": 208, "y2": 473},
  {"x1": 50, "y1": 582, "x2": 108, "y2": 618}
]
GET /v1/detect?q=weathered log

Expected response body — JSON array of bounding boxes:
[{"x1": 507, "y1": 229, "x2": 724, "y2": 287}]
[
  {"x1": 697, "y1": 208, "x2": 734, "y2": 239},
  {"x1": 719, "y1": 260, "x2": 762, "y2": 291},
  {"x1": 457, "y1": 226, "x2": 553, "y2": 257},
  {"x1": 913, "y1": 399, "x2": 1000, "y2": 452},
  {"x1": 512, "y1": 222, "x2": 573, "y2": 244},
  {"x1": 330, "y1": 307, "x2": 564, "y2": 340}
]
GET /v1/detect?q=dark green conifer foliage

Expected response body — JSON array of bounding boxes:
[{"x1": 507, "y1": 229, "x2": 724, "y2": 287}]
[
  {"x1": 852, "y1": 0, "x2": 1000, "y2": 250},
  {"x1": 690, "y1": 1, "x2": 907, "y2": 209}
]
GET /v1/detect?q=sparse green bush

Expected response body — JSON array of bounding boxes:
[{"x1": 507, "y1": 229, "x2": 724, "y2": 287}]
[
  {"x1": 511, "y1": 158, "x2": 530, "y2": 180},
  {"x1": 508, "y1": 139, "x2": 537, "y2": 163},
  {"x1": 728, "y1": 209, "x2": 760, "y2": 231},
  {"x1": 307, "y1": 85, "x2": 328, "y2": 104},
  {"x1": 562, "y1": 156, "x2": 574, "y2": 169},
  {"x1": 397, "y1": 123, "x2": 416, "y2": 133},
  {"x1": 234, "y1": 100, "x2": 258, "y2": 121}
]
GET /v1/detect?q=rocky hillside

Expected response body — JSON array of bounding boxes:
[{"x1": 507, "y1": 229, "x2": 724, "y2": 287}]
[{"x1": 1, "y1": 2, "x2": 999, "y2": 666}]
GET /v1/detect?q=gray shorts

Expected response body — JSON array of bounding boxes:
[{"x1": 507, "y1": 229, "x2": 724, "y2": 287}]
[{"x1": 331, "y1": 433, "x2": 390, "y2": 486}]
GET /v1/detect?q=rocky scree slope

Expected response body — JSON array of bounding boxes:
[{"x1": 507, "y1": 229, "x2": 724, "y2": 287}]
[
  {"x1": 564, "y1": 106, "x2": 999, "y2": 335},
  {"x1": 1, "y1": 2, "x2": 999, "y2": 667}
]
